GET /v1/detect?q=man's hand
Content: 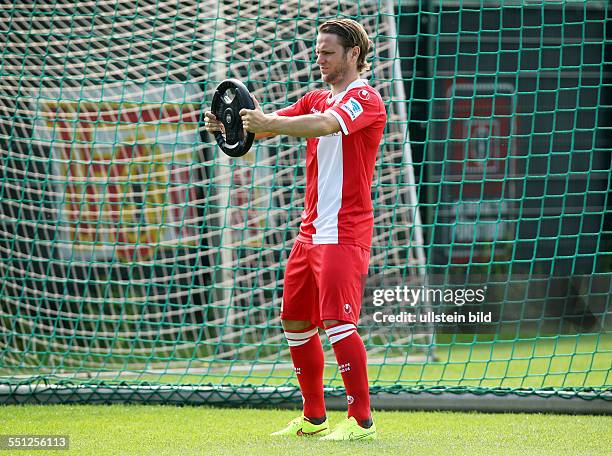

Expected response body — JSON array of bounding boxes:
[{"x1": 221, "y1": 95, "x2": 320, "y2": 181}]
[
  {"x1": 204, "y1": 111, "x2": 224, "y2": 134},
  {"x1": 240, "y1": 97, "x2": 270, "y2": 134}
]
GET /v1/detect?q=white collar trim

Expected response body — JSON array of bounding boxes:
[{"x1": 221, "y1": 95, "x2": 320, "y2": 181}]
[{"x1": 327, "y1": 78, "x2": 368, "y2": 103}]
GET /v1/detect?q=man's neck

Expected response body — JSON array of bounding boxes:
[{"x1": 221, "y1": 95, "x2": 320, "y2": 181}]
[{"x1": 330, "y1": 72, "x2": 361, "y2": 96}]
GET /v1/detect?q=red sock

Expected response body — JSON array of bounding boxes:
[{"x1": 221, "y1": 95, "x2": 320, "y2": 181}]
[
  {"x1": 325, "y1": 323, "x2": 371, "y2": 425},
  {"x1": 285, "y1": 325, "x2": 326, "y2": 420}
]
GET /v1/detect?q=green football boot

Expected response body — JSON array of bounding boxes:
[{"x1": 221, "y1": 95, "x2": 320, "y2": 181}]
[
  {"x1": 319, "y1": 416, "x2": 377, "y2": 441},
  {"x1": 270, "y1": 415, "x2": 331, "y2": 437}
]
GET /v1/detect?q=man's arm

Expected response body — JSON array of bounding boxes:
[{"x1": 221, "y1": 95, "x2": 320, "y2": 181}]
[
  {"x1": 240, "y1": 97, "x2": 341, "y2": 138},
  {"x1": 245, "y1": 112, "x2": 341, "y2": 138},
  {"x1": 205, "y1": 95, "x2": 341, "y2": 140}
]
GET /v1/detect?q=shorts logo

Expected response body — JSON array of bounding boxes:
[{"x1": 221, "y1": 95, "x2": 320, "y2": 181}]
[
  {"x1": 347, "y1": 395, "x2": 354, "y2": 405},
  {"x1": 358, "y1": 89, "x2": 370, "y2": 101},
  {"x1": 344, "y1": 303, "x2": 352, "y2": 314},
  {"x1": 340, "y1": 97, "x2": 363, "y2": 121}
]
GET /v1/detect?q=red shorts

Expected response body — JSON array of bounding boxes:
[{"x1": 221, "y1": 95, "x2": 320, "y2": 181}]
[{"x1": 281, "y1": 240, "x2": 370, "y2": 328}]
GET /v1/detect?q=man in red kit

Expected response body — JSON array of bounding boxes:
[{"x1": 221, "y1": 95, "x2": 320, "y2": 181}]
[{"x1": 205, "y1": 19, "x2": 386, "y2": 441}]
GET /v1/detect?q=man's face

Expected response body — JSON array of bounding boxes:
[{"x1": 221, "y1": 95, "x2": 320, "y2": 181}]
[{"x1": 315, "y1": 33, "x2": 356, "y2": 85}]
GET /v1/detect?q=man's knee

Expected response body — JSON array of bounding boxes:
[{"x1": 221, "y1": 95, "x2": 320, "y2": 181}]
[
  {"x1": 281, "y1": 319, "x2": 312, "y2": 331},
  {"x1": 322, "y1": 319, "x2": 341, "y2": 329}
]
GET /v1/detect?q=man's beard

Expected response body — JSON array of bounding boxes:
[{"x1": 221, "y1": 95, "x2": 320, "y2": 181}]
[{"x1": 322, "y1": 60, "x2": 348, "y2": 85}]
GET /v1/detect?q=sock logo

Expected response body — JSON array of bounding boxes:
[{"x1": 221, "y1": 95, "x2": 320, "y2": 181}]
[
  {"x1": 347, "y1": 395, "x2": 354, "y2": 405},
  {"x1": 344, "y1": 303, "x2": 352, "y2": 314},
  {"x1": 339, "y1": 362, "x2": 351, "y2": 373},
  {"x1": 294, "y1": 367, "x2": 302, "y2": 375}
]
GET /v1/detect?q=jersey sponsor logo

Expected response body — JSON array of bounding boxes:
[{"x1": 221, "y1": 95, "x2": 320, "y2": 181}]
[
  {"x1": 358, "y1": 89, "x2": 370, "y2": 101},
  {"x1": 340, "y1": 97, "x2": 363, "y2": 121}
]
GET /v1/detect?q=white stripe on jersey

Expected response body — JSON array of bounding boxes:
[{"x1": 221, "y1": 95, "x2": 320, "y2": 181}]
[
  {"x1": 312, "y1": 78, "x2": 368, "y2": 244},
  {"x1": 328, "y1": 109, "x2": 349, "y2": 135},
  {"x1": 312, "y1": 133, "x2": 343, "y2": 244}
]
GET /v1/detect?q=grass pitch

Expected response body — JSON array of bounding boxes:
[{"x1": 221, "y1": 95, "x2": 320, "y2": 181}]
[{"x1": 0, "y1": 405, "x2": 610, "y2": 456}]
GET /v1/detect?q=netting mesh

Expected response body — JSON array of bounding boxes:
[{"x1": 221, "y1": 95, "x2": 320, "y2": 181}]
[{"x1": 0, "y1": 0, "x2": 610, "y2": 406}]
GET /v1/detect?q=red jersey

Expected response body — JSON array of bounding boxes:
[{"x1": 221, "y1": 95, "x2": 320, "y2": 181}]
[{"x1": 275, "y1": 79, "x2": 387, "y2": 250}]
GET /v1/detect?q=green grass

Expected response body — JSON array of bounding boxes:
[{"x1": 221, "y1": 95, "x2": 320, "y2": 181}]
[{"x1": 0, "y1": 405, "x2": 610, "y2": 455}]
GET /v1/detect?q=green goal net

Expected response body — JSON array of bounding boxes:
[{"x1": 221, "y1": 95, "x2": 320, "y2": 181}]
[{"x1": 1, "y1": 0, "x2": 610, "y2": 412}]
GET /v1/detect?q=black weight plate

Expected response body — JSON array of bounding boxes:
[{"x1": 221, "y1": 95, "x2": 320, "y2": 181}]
[{"x1": 210, "y1": 79, "x2": 256, "y2": 157}]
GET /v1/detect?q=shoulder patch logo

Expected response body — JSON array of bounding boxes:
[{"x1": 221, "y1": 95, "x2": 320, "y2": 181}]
[
  {"x1": 340, "y1": 97, "x2": 363, "y2": 121},
  {"x1": 358, "y1": 89, "x2": 370, "y2": 100}
]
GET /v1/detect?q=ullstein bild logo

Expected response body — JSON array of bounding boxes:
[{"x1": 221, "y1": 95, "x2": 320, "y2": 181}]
[{"x1": 373, "y1": 310, "x2": 492, "y2": 324}]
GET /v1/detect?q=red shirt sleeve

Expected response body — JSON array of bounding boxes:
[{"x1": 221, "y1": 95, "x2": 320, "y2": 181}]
[
  {"x1": 328, "y1": 87, "x2": 385, "y2": 135},
  {"x1": 274, "y1": 92, "x2": 312, "y2": 117}
]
